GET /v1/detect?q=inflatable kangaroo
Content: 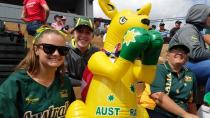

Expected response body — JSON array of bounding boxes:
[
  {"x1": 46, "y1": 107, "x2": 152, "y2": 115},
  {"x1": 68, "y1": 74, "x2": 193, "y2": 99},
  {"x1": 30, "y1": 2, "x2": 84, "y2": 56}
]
[{"x1": 66, "y1": 0, "x2": 163, "y2": 117}]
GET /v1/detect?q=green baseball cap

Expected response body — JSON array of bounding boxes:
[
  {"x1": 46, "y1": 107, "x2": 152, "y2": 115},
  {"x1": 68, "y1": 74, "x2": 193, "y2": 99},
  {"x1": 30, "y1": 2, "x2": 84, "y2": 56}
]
[
  {"x1": 168, "y1": 43, "x2": 190, "y2": 54},
  {"x1": 72, "y1": 17, "x2": 93, "y2": 32}
]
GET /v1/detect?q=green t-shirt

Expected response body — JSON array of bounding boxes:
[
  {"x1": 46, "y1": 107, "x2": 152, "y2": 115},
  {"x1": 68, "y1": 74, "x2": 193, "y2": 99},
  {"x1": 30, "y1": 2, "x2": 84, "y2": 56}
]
[
  {"x1": 0, "y1": 69, "x2": 75, "y2": 118},
  {"x1": 150, "y1": 62, "x2": 197, "y2": 118}
]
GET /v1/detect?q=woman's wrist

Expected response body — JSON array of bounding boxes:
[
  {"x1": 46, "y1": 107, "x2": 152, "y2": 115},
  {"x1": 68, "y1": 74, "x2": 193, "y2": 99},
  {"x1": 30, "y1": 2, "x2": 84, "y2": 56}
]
[{"x1": 180, "y1": 111, "x2": 189, "y2": 118}]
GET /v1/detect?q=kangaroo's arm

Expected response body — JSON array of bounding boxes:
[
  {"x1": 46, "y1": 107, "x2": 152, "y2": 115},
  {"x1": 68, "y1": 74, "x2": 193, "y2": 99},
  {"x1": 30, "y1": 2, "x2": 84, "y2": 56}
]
[{"x1": 88, "y1": 51, "x2": 132, "y2": 81}]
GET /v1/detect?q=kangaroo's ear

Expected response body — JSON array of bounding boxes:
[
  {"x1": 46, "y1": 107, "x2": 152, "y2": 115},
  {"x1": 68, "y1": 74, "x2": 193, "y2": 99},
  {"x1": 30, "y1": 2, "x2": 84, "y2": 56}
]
[
  {"x1": 136, "y1": 3, "x2": 151, "y2": 16},
  {"x1": 98, "y1": 0, "x2": 118, "y2": 19}
]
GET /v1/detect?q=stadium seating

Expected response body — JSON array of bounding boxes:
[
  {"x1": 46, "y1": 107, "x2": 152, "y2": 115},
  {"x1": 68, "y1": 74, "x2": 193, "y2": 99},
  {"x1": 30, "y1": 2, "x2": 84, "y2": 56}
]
[{"x1": 0, "y1": 24, "x2": 26, "y2": 84}]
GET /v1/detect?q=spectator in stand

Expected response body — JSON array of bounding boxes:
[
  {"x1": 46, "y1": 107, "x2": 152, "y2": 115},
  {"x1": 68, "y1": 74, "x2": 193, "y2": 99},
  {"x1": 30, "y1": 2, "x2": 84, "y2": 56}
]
[
  {"x1": 0, "y1": 27, "x2": 75, "y2": 117},
  {"x1": 145, "y1": 44, "x2": 197, "y2": 118},
  {"x1": 101, "y1": 23, "x2": 109, "y2": 42},
  {"x1": 152, "y1": 25, "x2": 156, "y2": 30},
  {"x1": 61, "y1": 16, "x2": 72, "y2": 34},
  {"x1": 149, "y1": 24, "x2": 156, "y2": 30},
  {"x1": 170, "y1": 20, "x2": 182, "y2": 38},
  {"x1": 101, "y1": 23, "x2": 109, "y2": 36},
  {"x1": 51, "y1": 15, "x2": 64, "y2": 30},
  {"x1": 93, "y1": 18, "x2": 101, "y2": 36},
  {"x1": 65, "y1": 17, "x2": 99, "y2": 86},
  {"x1": 21, "y1": 0, "x2": 50, "y2": 36},
  {"x1": 169, "y1": 4, "x2": 210, "y2": 94},
  {"x1": 159, "y1": 22, "x2": 170, "y2": 43}
]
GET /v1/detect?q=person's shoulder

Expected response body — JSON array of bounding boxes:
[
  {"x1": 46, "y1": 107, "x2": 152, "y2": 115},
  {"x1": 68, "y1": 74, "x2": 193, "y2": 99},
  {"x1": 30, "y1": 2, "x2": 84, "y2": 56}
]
[
  {"x1": 8, "y1": 69, "x2": 28, "y2": 79},
  {"x1": 179, "y1": 24, "x2": 196, "y2": 32},
  {"x1": 66, "y1": 42, "x2": 77, "y2": 53},
  {"x1": 175, "y1": 24, "x2": 198, "y2": 37},
  {"x1": 2, "y1": 69, "x2": 30, "y2": 85},
  {"x1": 157, "y1": 62, "x2": 172, "y2": 73},
  {"x1": 157, "y1": 63, "x2": 166, "y2": 69},
  {"x1": 170, "y1": 27, "x2": 176, "y2": 31}
]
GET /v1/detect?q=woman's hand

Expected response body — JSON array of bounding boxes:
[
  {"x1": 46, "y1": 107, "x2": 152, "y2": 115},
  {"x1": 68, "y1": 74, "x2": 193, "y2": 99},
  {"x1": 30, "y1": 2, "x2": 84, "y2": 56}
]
[{"x1": 182, "y1": 112, "x2": 198, "y2": 118}]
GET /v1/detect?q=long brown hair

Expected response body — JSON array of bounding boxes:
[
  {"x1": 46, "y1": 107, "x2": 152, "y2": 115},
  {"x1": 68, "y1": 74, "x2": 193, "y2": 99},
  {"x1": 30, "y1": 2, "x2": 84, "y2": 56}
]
[{"x1": 16, "y1": 29, "x2": 67, "y2": 77}]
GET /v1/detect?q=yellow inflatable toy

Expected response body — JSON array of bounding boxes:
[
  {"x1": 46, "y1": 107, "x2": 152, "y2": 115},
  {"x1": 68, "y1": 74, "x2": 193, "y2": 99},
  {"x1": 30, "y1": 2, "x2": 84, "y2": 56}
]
[{"x1": 66, "y1": 0, "x2": 163, "y2": 117}]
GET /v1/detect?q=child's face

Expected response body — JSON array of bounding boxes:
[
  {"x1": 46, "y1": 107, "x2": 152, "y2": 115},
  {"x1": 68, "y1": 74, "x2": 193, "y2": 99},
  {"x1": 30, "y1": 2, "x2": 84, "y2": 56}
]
[
  {"x1": 73, "y1": 26, "x2": 93, "y2": 50},
  {"x1": 35, "y1": 33, "x2": 67, "y2": 70}
]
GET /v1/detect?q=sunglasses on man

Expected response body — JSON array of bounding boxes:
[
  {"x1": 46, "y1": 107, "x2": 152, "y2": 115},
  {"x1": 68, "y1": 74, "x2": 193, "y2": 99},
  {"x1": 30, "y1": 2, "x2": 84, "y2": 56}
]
[{"x1": 35, "y1": 43, "x2": 69, "y2": 56}]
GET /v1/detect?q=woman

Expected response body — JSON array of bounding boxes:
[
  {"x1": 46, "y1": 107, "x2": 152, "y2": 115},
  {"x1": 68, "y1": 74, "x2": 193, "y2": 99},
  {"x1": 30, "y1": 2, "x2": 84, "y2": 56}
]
[
  {"x1": 169, "y1": 4, "x2": 210, "y2": 93},
  {"x1": 65, "y1": 17, "x2": 98, "y2": 86},
  {"x1": 0, "y1": 27, "x2": 75, "y2": 117},
  {"x1": 141, "y1": 44, "x2": 198, "y2": 118},
  {"x1": 21, "y1": 0, "x2": 50, "y2": 36}
]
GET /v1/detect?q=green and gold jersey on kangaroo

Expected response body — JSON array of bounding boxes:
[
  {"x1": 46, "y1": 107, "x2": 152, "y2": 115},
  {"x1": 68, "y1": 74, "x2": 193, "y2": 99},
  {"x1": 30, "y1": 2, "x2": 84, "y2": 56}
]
[{"x1": 0, "y1": 69, "x2": 75, "y2": 118}]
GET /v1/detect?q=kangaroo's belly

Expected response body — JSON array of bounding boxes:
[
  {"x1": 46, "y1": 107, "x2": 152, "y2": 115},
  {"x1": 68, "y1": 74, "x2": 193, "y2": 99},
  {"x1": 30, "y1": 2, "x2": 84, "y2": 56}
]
[{"x1": 85, "y1": 73, "x2": 138, "y2": 117}]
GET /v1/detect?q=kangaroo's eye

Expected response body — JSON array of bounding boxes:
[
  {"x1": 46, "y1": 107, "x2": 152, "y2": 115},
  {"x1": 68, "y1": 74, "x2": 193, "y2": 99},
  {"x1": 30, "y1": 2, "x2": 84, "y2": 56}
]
[
  {"x1": 119, "y1": 16, "x2": 127, "y2": 24},
  {"x1": 141, "y1": 19, "x2": 150, "y2": 26}
]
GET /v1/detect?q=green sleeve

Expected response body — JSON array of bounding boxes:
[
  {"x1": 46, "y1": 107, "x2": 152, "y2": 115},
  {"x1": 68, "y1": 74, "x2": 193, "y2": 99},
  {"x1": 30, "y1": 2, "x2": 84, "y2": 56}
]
[
  {"x1": 150, "y1": 64, "x2": 167, "y2": 93},
  {"x1": 0, "y1": 92, "x2": 19, "y2": 118},
  {"x1": 0, "y1": 75, "x2": 20, "y2": 117}
]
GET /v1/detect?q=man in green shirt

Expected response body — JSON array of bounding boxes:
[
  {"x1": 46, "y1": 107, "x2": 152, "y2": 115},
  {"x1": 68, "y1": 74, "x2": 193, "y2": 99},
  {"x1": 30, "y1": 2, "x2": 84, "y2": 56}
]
[{"x1": 147, "y1": 44, "x2": 198, "y2": 118}]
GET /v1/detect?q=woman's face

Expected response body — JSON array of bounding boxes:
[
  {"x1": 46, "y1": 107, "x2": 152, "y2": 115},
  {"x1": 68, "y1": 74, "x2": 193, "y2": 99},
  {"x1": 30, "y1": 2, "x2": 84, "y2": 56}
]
[
  {"x1": 35, "y1": 33, "x2": 67, "y2": 70},
  {"x1": 167, "y1": 48, "x2": 188, "y2": 66},
  {"x1": 73, "y1": 26, "x2": 93, "y2": 50}
]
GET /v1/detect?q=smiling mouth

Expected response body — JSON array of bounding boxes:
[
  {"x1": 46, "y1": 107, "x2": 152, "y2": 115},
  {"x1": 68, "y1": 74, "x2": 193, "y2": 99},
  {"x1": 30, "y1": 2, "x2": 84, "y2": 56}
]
[
  {"x1": 79, "y1": 39, "x2": 89, "y2": 42},
  {"x1": 48, "y1": 56, "x2": 62, "y2": 60}
]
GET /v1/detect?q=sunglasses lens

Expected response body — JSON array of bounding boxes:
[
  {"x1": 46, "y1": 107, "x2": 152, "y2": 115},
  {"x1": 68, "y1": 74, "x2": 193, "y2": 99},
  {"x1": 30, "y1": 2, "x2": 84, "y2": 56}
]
[
  {"x1": 38, "y1": 44, "x2": 69, "y2": 56},
  {"x1": 42, "y1": 44, "x2": 56, "y2": 55},
  {"x1": 58, "y1": 47, "x2": 69, "y2": 56}
]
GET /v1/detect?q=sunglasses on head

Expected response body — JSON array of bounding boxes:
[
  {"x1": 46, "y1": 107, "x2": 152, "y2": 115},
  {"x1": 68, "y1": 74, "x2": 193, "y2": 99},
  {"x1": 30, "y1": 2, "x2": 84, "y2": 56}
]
[{"x1": 36, "y1": 43, "x2": 69, "y2": 56}]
